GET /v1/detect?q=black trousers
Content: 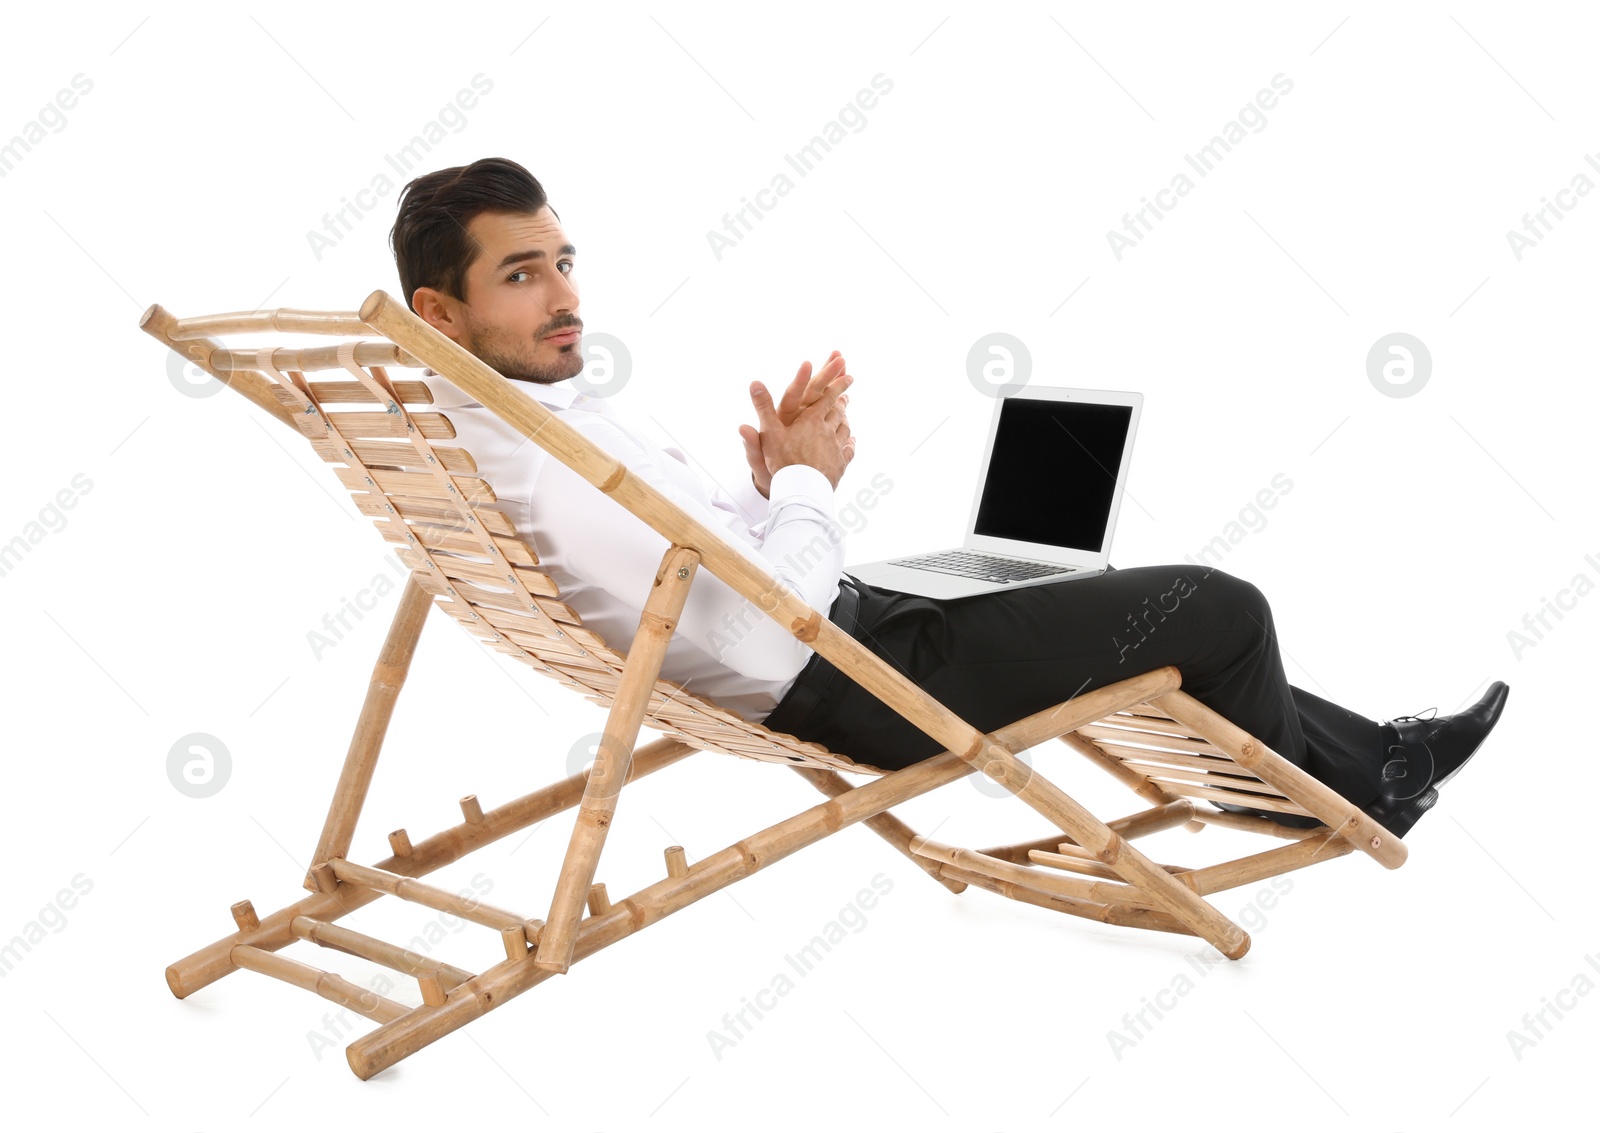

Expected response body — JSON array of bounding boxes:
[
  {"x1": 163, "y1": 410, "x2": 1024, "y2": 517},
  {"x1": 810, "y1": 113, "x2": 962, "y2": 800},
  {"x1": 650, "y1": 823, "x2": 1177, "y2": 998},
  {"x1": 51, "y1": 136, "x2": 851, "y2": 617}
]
[{"x1": 759, "y1": 564, "x2": 1390, "y2": 808}]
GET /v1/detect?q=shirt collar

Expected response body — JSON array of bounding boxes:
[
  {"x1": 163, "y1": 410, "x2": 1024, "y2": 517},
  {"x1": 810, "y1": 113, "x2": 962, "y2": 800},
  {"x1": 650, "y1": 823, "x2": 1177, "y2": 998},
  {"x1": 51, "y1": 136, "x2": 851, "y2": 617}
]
[{"x1": 421, "y1": 368, "x2": 591, "y2": 412}]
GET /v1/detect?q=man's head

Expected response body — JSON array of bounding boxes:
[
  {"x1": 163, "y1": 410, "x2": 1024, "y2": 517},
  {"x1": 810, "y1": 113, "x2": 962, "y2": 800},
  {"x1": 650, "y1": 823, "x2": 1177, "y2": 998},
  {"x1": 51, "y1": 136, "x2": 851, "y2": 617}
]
[{"x1": 389, "y1": 157, "x2": 583, "y2": 385}]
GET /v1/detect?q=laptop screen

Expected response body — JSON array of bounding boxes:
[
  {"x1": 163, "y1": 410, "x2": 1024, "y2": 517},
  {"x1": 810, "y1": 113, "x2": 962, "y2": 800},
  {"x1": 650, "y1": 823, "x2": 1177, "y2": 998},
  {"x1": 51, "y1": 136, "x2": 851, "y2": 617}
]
[{"x1": 972, "y1": 397, "x2": 1134, "y2": 552}]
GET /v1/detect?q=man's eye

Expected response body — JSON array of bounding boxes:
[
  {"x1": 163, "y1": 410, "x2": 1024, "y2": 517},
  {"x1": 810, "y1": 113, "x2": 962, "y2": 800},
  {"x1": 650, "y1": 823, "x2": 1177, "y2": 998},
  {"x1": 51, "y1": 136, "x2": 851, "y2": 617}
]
[
  {"x1": 559, "y1": 260, "x2": 574, "y2": 274},
  {"x1": 508, "y1": 270, "x2": 529, "y2": 283}
]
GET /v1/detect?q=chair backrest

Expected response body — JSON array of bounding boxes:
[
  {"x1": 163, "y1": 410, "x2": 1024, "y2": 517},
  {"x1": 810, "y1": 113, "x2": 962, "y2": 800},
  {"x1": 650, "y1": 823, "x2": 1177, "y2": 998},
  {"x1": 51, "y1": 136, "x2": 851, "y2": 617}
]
[{"x1": 140, "y1": 302, "x2": 887, "y2": 777}]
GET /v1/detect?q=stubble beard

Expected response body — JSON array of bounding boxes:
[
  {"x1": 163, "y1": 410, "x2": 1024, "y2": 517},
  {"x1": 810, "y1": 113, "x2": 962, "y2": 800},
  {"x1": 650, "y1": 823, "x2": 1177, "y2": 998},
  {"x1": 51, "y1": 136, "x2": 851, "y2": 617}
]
[{"x1": 460, "y1": 313, "x2": 584, "y2": 386}]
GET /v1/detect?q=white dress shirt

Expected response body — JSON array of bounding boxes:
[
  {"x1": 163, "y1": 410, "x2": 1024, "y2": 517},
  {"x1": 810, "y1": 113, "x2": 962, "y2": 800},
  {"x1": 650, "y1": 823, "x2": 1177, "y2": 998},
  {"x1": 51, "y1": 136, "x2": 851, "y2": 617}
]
[{"x1": 420, "y1": 370, "x2": 845, "y2": 721}]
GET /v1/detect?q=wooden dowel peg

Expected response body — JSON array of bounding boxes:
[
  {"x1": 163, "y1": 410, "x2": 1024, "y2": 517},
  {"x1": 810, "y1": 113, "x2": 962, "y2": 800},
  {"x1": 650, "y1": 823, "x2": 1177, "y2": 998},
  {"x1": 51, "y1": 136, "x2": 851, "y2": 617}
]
[
  {"x1": 664, "y1": 845, "x2": 689, "y2": 879},
  {"x1": 309, "y1": 863, "x2": 339, "y2": 895},
  {"x1": 388, "y1": 829, "x2": 414, "y2": 857},
  {"x1": 230, "y1": 900, "x2": 260, "y2": 933},
  {"x1": 501, "y1": 925, "x2": 529, "y2": 962},
  {"x1": 418, "y1": 969, "x2": 448, "y2": 1007},
  {"x1": 523, "y1": 919, "x2": 544, "y2": 947},
  {"x1": 460, "y1": 795, "x2": 484, "y2": 825},
  {"x1": 586, "y1": 883, "x2": 611, "y2": 916}
]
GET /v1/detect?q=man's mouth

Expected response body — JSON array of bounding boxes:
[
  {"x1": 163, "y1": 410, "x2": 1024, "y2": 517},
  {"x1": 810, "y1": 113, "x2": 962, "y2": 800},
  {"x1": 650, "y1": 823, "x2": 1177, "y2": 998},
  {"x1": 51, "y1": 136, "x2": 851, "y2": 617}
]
[{"x1": 545, "y1": 327, "x2": 582, "y2": 346}]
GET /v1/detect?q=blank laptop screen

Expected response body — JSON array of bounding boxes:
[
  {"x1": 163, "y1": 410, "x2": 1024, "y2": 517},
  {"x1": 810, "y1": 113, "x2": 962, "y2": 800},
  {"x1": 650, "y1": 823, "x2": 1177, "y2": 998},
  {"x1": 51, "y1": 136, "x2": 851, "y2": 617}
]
[{"x1": 972, "y1": 397, "x2": 1134, "y2": 552}]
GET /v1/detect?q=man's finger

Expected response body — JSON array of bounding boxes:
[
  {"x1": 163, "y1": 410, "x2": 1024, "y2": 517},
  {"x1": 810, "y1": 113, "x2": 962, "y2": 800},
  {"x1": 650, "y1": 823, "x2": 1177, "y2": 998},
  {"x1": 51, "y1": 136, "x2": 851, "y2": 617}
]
[
  {"x1": 749, "y1": 381, "x2": 779, "y2": 427},
  {"x1": 796, "y1": 391, "x2": 848, "y2": 431},
  {"x1": 797, "y1": 355, "x2": 846, "y2": 415},
  {"x1": 810, "y1": 353, "x2": 844, "y2": 390},
  {"x1": 805, "y1": 371, "x2": 853, "y2": 414},
  {"x1": 778, "y1": 361, "x2": 811, "y2": 422}
]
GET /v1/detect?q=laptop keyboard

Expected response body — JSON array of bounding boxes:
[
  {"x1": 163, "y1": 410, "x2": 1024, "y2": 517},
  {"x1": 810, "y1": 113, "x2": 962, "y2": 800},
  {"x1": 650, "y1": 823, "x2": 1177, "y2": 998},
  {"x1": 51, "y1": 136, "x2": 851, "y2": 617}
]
[{"x1": 887, "y1": 550, "x2": 1078, "y2": 583}]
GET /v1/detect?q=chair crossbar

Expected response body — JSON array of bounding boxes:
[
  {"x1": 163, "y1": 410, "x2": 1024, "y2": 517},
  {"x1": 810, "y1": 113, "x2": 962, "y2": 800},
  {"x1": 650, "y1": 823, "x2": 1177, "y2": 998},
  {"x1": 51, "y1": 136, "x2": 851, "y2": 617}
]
[
  {"x1": 167, "y1": 308, "x2": 372, "y2": 339},
  {"x1": 289, "y1": 916, "x2": 475, "y2": 992},
  {"x1": 230, "y1": 945, "x2": 411, "y2": 1024}
]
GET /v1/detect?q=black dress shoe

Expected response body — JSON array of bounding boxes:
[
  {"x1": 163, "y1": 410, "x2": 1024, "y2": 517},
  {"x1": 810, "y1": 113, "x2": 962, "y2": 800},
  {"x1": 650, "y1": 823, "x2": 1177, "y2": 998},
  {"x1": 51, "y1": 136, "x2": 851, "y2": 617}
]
[{"x1": 1365, "y1": 681, "x2": 1510, "y2": 835}]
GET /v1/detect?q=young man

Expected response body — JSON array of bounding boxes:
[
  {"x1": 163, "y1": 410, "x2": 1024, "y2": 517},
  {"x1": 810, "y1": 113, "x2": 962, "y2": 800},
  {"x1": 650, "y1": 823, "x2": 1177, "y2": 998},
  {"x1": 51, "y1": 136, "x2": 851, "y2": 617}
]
[{"x1": 389, "y1": 156, "x2": 1508, "y2": 838}]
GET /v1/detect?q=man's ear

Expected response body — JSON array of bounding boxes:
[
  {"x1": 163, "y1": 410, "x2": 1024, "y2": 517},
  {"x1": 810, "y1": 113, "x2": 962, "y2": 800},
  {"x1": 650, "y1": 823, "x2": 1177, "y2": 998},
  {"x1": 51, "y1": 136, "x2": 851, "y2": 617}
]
[{"x1": 411, "y1": 287, "x2": 464, "y2": 343}]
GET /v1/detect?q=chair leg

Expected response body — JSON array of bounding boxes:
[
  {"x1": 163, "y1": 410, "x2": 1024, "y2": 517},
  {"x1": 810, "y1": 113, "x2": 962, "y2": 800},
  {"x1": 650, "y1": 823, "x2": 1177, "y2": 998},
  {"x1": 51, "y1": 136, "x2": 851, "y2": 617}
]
[
  {"x1": 535, "y1": 545, "x2": 702, "y2": 974},
  {"x1": 304, "y1": 575, "x2": 433, "y2": 892}
]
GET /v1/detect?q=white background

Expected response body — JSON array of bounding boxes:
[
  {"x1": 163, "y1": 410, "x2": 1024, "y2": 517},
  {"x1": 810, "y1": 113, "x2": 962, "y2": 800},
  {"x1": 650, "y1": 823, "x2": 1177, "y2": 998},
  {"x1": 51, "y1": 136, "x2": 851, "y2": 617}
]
[{"x1": 2, "y1": 1, "x2": 1594, "y2": 1127}]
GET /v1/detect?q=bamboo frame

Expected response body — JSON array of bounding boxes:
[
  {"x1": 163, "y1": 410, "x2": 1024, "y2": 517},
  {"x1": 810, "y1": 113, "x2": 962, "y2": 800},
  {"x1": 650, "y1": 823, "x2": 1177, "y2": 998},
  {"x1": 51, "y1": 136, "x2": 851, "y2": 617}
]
[
  {"x1": 142, "y1": 294, "x2": 1411, "y2": 1079},
  {"x1": 304, "y1": 574, "x2": 432, "y2": 892},
  {"x1": 536, "y1": 543, "x2": 703, "y2": 973}
]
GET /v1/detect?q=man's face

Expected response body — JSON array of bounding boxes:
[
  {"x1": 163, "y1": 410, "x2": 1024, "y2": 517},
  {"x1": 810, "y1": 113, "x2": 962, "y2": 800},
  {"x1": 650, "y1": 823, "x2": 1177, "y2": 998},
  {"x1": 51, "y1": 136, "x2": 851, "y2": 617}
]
[{"x1": 427, "y1": 205, "x2": 583, "y2": 385}]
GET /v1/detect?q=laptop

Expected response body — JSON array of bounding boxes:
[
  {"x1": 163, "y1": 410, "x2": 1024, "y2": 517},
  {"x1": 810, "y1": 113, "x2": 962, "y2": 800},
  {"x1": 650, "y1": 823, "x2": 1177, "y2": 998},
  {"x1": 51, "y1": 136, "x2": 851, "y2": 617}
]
[{"x1": 845, "y1": 386, "x2": 1142, "y2": 599}]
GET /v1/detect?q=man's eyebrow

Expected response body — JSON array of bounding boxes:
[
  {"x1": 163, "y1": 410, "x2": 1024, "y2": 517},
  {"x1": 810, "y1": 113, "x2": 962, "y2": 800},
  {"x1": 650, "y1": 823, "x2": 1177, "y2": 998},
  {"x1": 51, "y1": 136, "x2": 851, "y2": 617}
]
[{"x1": 494, "y1": 244, "x2": 577, "y2": 271}]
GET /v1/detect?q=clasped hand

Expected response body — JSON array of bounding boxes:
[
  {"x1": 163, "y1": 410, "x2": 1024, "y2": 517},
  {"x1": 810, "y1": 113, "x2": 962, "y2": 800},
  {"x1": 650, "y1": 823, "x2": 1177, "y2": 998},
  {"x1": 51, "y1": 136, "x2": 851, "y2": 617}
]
[{"x1": 739, "y1": 351, "x2": 856, "y2": 496}]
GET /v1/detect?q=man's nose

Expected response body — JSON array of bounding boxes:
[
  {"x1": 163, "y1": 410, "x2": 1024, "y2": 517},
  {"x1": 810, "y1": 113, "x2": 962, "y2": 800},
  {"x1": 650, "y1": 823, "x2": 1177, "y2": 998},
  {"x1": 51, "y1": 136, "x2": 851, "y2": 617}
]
[{"x1": 550, "y1": 271, "x2": 579, "y2": 313}]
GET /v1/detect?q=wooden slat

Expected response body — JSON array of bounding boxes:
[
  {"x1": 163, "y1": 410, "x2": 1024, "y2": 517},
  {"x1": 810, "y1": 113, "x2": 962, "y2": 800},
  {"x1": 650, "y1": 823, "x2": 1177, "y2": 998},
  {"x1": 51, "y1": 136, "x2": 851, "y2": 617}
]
[
  {"x1": 440, "y1": 591, "x2": 581, "y2": 626},
  {"x1": 1057, "y1": 731, "x2": 1189, "y2": 810},
  {"x1": 1140, "y1": 780, "x2": 1316, "y2": 817},
  {"x1": 276, "y1": 378, "x2": 434, "y2": 406},
  {"x1": 544, "y1": 656, "x2": 630, "y2": 681},
  {"x1": 1078, "y1": 726, "x2": 1227, "y2": 757},
  {"x1": 496, "y1": 636, "x2": 614, "y2": 672},
  {"x1": 350, "y1": 493, "x2": 514, "y2": 536},
  {"x1": 494, "y1": 627, "x2": 613, "y2": 663},
  {"x1": 1091, "y1": 742, "x2": 1255, "y2": 775},
  {"x1": 315, "y1": 438, "x2": 478, "y2": 474},
  {"x1": 412, "y1": 573, "x2": 564, "y2": 611},
  {"x1": 1113, "y1": 704, "x2": 1177, "y2": 720},
  {"x1": 474, "y1": 606, "x2": 606, "y2": 645},
  {"x1": 1119, "y1": 759, "x2": 1289, "y2": 796},
  {"x1": 313, "y1": 411, "x2": 456, "y2": 439},
  {"x1": 530, "y1": 650, "x2": 627, "y2": 678},
  {"x1": 396, "y1": 546, "x2": 559, "y2": 598},
  {"x1": 334, "y1": 465, "x2": 495, "y2": 505},
  {"x1": 374, "y1": 521, "x2": 536, "y2": 565},
  {"x1": 1090, "y1": 714, "x2": 1208, "y2": 739}
]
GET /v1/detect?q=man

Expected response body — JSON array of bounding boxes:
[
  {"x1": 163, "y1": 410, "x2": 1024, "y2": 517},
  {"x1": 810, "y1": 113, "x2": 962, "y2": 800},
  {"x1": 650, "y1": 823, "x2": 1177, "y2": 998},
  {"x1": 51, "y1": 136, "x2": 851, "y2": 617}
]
[{"x1": 389, "y1": 157, "x2": 1508, "y2": 838}]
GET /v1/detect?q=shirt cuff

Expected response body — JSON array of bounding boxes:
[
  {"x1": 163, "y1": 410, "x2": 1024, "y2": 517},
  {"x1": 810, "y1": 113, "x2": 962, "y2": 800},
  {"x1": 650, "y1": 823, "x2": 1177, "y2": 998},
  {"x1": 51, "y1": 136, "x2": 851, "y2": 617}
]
[
  {"x1": 728, "y1": 473, "x2": 773, "y2": 524},
  {"x1": 767, "y1": 463, "x2": 836, "y2": 508}
]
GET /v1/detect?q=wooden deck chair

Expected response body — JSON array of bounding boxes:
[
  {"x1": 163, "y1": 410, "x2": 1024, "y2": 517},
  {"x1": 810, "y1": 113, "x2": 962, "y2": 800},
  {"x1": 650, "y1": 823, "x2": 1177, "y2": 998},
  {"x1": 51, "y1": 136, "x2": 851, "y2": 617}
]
[{"x1": 140, "y1": 292, "x2": 1410, "y2": 1080}]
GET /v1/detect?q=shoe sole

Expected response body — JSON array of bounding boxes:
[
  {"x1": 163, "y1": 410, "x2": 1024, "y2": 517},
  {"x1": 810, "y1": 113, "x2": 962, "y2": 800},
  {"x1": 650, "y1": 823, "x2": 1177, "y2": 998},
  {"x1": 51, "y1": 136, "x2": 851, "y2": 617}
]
[{"x1": 1375, "y1": 786, "x2": 1438, "y2": 838}]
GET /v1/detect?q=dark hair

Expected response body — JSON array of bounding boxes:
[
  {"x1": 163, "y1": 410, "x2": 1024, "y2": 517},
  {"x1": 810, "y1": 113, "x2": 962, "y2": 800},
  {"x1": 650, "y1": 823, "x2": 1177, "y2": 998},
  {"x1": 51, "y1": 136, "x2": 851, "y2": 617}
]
[{"x1": 389, "y1": 157, "x2": 559, "y2": 311}]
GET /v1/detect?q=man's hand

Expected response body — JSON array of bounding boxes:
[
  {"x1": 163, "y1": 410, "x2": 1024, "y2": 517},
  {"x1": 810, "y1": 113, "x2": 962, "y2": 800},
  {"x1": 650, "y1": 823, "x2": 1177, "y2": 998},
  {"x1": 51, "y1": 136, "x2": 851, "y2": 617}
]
[
  {"x1": 745, "y1": 360, "x2": 854, "y2": 493},
  {"x1": 740, "y1": 351, "x2": 853, "y2": 498}
]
